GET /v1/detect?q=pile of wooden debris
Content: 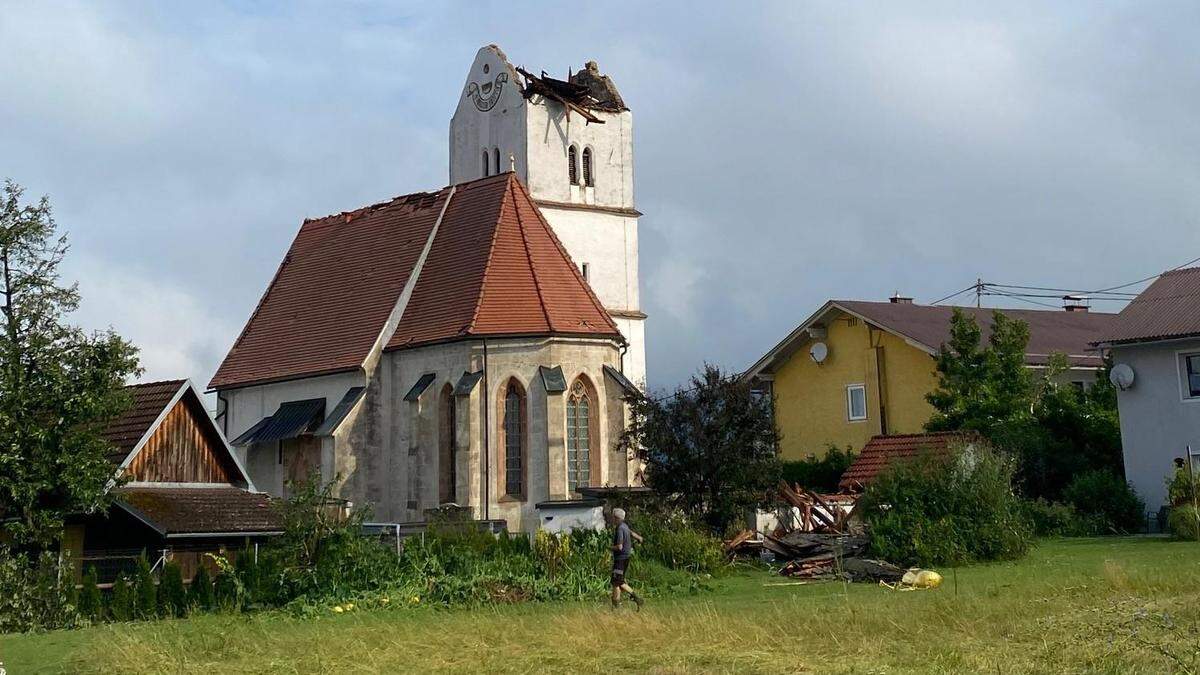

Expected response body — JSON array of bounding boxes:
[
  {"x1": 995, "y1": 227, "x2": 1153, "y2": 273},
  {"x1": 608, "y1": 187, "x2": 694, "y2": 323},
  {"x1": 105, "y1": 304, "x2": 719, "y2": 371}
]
[{"x1": 723, "y1": 482, "x2": 905, "y2": 583}]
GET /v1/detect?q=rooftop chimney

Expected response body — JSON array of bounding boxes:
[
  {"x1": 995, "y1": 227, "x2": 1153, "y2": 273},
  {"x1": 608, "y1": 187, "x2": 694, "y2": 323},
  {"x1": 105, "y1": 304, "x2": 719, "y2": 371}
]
[
  {"x1": 1062, "y1": 295, "x2": 1090, "y2": 312},
  {"x1": 889, "y1": 292, "x2": 913, "y2": 304}
]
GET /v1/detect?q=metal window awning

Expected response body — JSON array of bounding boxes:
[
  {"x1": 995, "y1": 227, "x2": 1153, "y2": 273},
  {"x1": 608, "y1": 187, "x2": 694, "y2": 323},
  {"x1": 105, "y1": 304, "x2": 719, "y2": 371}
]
[
  {"x1": 539, "y1": 365, "x2": 567, "y2": 393},
  {"x1": 313, "y1": 386, "x2": 366, "y2": 436},
  {"x1": 453, "y1": 370, "x2": 484, "y2": 396},
  {"x1": 231, "y1": 398, "x2": 325, "y2": 446},
  {"x1": 602, "y1": 364, "x2": 638, "y2": 396},
  {"x1": 403, "y1": 373, "x2": 437, "y2": 402}
]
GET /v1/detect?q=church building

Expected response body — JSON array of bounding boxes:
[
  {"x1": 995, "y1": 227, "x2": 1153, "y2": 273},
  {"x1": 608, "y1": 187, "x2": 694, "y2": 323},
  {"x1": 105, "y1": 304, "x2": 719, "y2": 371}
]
[{"x1": 208, "y1": 45, "x2": 645, "y2": 533}]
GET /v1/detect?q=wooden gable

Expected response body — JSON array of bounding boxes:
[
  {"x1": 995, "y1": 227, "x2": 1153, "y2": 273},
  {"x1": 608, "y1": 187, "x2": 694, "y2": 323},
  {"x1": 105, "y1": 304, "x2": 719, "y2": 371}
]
[{"x1": 124, "y1": 389, "x2": 242, "y2": 485}]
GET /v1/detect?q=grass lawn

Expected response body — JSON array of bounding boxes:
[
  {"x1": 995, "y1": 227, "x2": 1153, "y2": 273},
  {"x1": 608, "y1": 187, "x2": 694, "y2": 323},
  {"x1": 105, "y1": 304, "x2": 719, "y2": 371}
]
[{"x1": 2, "y1": 537, "x2": 1198, "y2": 674}]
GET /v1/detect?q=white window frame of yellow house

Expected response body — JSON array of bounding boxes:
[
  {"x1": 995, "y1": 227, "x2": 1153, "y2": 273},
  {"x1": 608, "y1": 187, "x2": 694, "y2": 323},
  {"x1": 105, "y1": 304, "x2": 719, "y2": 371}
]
[{"x1": 846, "y1": 384, "x2": 868, "y2": 422}]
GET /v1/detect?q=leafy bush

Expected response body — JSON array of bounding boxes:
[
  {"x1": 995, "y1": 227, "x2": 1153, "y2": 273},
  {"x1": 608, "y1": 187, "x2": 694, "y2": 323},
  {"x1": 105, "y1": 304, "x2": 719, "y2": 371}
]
[
  {"x1": 158, "y1": 562, "x2": 186, "y2": 617},
  {"x1": 633, "y1": 512, "x2": 725, "y2": 575},
  {"x1": 234, "y1": 546, "x2": 261, "y2": 605},
  {"x1": 1168, "y1": 505, "x2": 1200, "y2": 541},
  {"x1": 0, "y1": 549, "x2": 80, "y2": 633},
  {"x1": 133, "y1": 555, "x2": 157, "y2": 620},
  {"x1": 77, "y1": 566, "x2": 102, "y2": 622},
  {"x1": 108, "y1": 575, "x2": 135, "y2": 621},
  {"x1": 1062, "y1": 470, "x2": 1145, "y2": 534},
  {"x1": 1167, "y1": 467, "x2": 1200, "y2": 507},
  {"x1": 859, "y1": 445, "x2": 1033, "y2": 566},
  {"x1": 781, "y1": 446, "x2": 855, "y2": 493},
  {"x1": 189, "y1": 565, "x2": 214, "y2": 611},
  {"x1": 1019, "y1": 499, "x2": 1105, "y2": 537}
]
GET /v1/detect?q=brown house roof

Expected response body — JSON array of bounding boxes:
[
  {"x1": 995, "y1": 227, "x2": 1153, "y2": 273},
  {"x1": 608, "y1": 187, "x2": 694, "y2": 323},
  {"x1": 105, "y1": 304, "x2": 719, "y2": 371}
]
[
  {"x1": 114, "y1": 486, "x2": 281, "y2": 535},
  {"x1": 100, "y1": 379, "x2": 186, "y2": 465},
  {"x1": 1094, "y1": 267, "x2": 1200, "y2": 346},
  {"x1": 839, "y1": 431, "x2": 980, "y2": 492},
  {"x1": 210, "y1": 173, "x2": 619, "y2": 391},
  {"x1": 746, "y1": 300, "x2": 1116, "y2": 380}
]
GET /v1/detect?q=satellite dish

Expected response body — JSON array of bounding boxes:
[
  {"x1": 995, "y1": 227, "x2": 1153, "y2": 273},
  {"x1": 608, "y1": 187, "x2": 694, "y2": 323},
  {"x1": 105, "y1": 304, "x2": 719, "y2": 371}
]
[
  {"x1": 1110, "y1": 363, "x2": 1135, "y2": 391},
  {"x1": 810, "y1": 342, "x2": 829, "y2": 364}
]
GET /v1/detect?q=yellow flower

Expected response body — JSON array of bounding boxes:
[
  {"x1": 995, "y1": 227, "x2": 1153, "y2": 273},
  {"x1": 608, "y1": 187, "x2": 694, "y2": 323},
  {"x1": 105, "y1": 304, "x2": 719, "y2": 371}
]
[
  {"x1": 333, "y1": 606, "x2": 344, "y2": 613},
  {"x1": 345, "y1": 603, "x2": 354, "y2": 610},
  {"x1": 380, "y1": 597, "x2": 390, "y2": 604},
  {"x1": 410, "y1": 596, "x2": 420, "y2": 604}
]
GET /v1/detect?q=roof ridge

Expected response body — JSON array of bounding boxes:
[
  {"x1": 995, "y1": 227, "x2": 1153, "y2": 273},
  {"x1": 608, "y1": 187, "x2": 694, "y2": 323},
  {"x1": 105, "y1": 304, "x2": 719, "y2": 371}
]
[
  {"x1": 509, "y1": 178, "x2": 618, "y2": 334},
  {"x1": 128, "y1": 378, "x2": 187, "y2": 389},
  {"x1": 464, "y1": 175, "x2": 514, "y2": 336},
  {"x1": 509, "y1": 179, "x2": 555, "y2": 331}
]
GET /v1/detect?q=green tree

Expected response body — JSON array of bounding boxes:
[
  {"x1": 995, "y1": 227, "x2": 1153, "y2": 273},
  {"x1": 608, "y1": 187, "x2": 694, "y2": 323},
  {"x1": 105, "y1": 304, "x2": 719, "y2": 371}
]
[
  {"x1": 133, "y1": 555, "x2": 157, "y2": 620},
  {"x1": 188, "y1": 564, "x2": 214, "y2": 612},
  {"x1": 0, "y1": 180, "x2": 140, "y2": 547},
  {"x1": 157, "y1": 561, "x2": 186, "y2": 617},
  {"x1": 616, "y1": 364, "x2": 781, "y2": 534},
  {"x1": 108, "y1": 575, "x2": 135, "y2": 621},
  {"x1": 77, "y1": 566, "x2": 103, "y2": 621},
  {"x1": 926, "y1": 309, "x2": 1032, "y2": 435}
]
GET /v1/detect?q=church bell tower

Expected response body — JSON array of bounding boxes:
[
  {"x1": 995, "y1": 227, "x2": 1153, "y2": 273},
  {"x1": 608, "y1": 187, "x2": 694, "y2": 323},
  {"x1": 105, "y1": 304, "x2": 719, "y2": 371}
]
[{"x1": 449, "y1": 45, "x2": 647, "y2": 388}]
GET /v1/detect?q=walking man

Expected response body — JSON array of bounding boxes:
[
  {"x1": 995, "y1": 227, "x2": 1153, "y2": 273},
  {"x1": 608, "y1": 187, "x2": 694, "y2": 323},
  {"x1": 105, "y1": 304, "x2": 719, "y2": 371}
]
[{"x1": 610, "y1": 508, "x2": 644, "y2": 610}]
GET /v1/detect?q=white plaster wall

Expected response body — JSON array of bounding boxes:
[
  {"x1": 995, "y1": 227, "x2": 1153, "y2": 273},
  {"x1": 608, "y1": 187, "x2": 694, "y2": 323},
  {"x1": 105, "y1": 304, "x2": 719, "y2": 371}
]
[
  {"x1": 538, "y1": 207, "x2": 639, "y2": 311},
  {"x1": 1112, "y1": 339, "x2": 1200, "y2": 511},
  {"x1": 524, "y1": 103, "x2": 634, "y2": 209},
  {"x1": 449, "y1": 46, "x2": 529, "y2": 185},
  {"x1": 538, "y1": 505, "x2": 605, "y2": 533}
]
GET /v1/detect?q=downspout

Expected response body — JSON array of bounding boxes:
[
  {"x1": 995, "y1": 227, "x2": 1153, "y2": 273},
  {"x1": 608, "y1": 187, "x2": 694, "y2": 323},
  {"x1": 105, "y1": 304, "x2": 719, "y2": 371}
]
[{"x1": 482, "y1": 337, "x2": 490, "y2": 521}]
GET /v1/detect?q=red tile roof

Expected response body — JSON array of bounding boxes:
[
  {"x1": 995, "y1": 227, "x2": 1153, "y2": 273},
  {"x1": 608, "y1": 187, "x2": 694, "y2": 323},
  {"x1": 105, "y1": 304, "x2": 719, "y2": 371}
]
[
  {"x1": 838, "y1": 431, "x2": 980, "y2": 491},
  {"x1": 100, "y1": 380, "x2": 186, "y2": 465},
  {"x1": 835, "y1": 301, "x2": 1114, "y2": 368},
  {"x1": 209, "y1": 174, "x2": 619, "y2": 390},
  {"x1": 387, "y1": 174, "x2": 617, "y2": 350},
  {"x1": 1095, "y1": 267, "x2": 1200, "y2": 345}
]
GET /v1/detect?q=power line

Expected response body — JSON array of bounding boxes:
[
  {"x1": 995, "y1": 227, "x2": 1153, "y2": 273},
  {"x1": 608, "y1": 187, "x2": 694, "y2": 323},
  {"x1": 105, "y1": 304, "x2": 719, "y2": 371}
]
[
  {"x1": 930, "y1": 284, "x2": 979, "y2": 306},
  {"x1": 982, "y1": 289, "x2": 1062, "y2": 309},
  {"x1": 1088, "y1": 254, "x2": 1200, "y2": 295},
  {"x1": 985, "y1": 283, "x2": 1136, "y2": 298}
]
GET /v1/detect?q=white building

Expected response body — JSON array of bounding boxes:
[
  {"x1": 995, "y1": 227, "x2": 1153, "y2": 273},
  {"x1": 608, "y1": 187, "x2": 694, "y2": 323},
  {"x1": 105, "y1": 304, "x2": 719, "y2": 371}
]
[
  {"x1": 1095, "y1": 266, "x2": 1200, "y2": 515},
  {"x1": 449, "y1": 45, "x2": 646, "y2": 390}
]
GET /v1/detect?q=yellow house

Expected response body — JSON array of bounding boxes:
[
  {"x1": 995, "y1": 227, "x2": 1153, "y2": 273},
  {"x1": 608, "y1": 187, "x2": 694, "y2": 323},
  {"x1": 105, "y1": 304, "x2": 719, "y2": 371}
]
[{"x1": 743, "y1": 297, "x2": 1117, "y2": 462}]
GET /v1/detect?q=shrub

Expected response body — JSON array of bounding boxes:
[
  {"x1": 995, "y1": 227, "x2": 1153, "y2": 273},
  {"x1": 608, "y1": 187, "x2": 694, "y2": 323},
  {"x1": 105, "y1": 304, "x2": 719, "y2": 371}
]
[
  {"x1": 1167, "y1": 467, "x2": 1200, "y2": 507},
  {"x1": 77, "y1": 566, "x2": 103, "y2": 622},
  {"x1": 188, "y1": 565, "x2": 214, "y2": 611},
  {"x1": 234, "y1": 547, "x2": 261, "y2": 604},
  {"x1": 1019, "y1": 499, "x2": 1104, "y2": 537},
  {"x1": 781, "y1": 446, "x2": 855, "y2": 493},
  {"x1": 1062, "y1": 470, "x2": 1145, "y2": 534},
  {"x1": 633, "y1": 512, "x2": 725, "y2": 575},
  {"x1": 0, "y1": 549, "x2": 81, "y2": 633},
  {"x1": 214, "y1": 570, "x2": 239, "y2": 609},
  {"x1": 108, "y1": 575, "x2": 135, "y2": 621},
  {"x1": 133, "y1": 555, "x2": 157, "y2": 620},
  {"x1": 158, "y1": 562, "x2": 187, "y2": 617},
  {"x1": 1168, "y1": 505, "x2": 1200, "y2": 541},
  {"x1": 859, "y1": 444, "x2": 1033, "y2": 567}
]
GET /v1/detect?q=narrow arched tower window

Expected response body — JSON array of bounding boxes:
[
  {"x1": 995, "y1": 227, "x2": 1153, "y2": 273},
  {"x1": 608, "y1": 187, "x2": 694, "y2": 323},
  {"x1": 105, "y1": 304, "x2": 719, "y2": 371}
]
[
  {"x1": 482, "y1": 149, "x2": 489, "y2": 177},
  {"x1": 494, "y1": 147, "x2": 501, "y2": 174},
  {"x1": 568, "y1": 145, "x2": 578, "y2": 185},
  {"x1": 582, "y1": 147, "x2": 594, "y2": 187}
]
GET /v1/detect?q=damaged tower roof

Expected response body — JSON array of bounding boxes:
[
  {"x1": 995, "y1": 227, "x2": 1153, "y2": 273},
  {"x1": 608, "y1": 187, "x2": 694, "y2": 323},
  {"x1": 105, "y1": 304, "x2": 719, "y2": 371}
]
[{"x1": 516, "y1": 59, "x2": 627, "y2": 124}]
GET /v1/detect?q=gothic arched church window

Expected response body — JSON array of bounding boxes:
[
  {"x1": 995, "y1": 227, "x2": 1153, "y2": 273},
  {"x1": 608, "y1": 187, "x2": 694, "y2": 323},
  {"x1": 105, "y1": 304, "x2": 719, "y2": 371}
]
[
  {"x1": 566, "y1": 378, "x2": 595, "y2": 492},
  {"x1": 568, "y1": 145, "x2": 579, "y2": 185},
  {"x1": 501, "y1": 380, "x2": 526, "y2": 498},
  {"x1": 582, "y1": 147, "x2": 594, "y2": 187}
]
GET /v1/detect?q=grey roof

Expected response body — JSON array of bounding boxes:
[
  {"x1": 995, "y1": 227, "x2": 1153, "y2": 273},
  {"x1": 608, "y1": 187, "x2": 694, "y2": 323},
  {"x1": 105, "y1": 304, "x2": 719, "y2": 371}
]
[
  {"x1": 603, "y1": 364, "x2": 638, "y2": 395},
  {"x1": 233, "y1": 398, "x2": 324, "y2": 446},
  {"x1": 1095, "y1": 267, "x2": 1200, "y2": 346},
  {"x1": 453, "y1": 370, "x2": 484, "y2": 396},
  {"x1": 314, "y1": 386, "x2": 366, "y2": 436},
  {"x1": 403, "y1": 373, "x2": 437, "y2": 402},
  {"x1": 539, "y1": 365, "x2": 567, "y2": 393}
]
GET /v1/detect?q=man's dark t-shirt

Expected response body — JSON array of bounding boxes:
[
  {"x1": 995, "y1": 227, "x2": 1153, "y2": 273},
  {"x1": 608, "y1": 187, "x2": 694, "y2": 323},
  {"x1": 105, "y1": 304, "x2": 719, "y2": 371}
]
[{"x1": 613, "y1": 521, "x2": 633, "y2": 560}]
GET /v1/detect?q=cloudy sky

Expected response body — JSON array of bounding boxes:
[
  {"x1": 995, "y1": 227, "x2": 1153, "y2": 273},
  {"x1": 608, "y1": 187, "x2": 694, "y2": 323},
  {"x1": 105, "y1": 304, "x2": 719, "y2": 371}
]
[{"x1": 3, "y1": 1, "x2": 1198, "y2": 392}]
